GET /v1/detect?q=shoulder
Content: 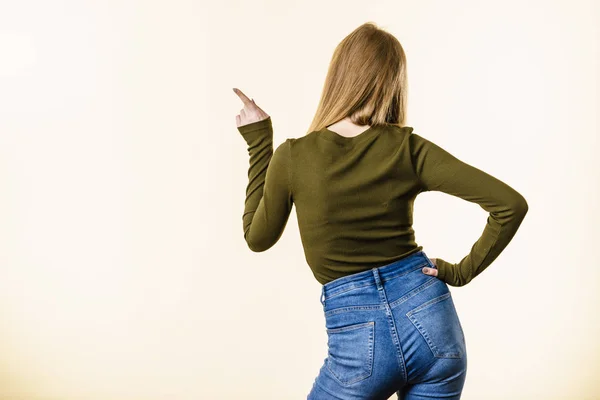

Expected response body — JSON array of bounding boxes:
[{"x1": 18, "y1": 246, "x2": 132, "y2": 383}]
[
  {"x1": 282, "y1": 131, "x2": 319, "y2": 154},
  {"x1": 288, "y1": 130, "x2": 318, "y2": 144},
  {"x1": 281, "y1": 125, "x2": 419, "y2": 152},
  {"x1": 402, "y1": 127, "x2": 435, "y2": 151},
  {"x1": 290, "y1": 125, "x2": 416, "y2": 142},
  {"x1": 383, "y1": 125, "x2": 417, "y2": 149},
  {"x1": 388, "y1": 125, "x2": 414, "y2": 139}
]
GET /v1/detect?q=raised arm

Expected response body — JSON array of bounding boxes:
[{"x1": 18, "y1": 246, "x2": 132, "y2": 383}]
[
  {"x1": 238, "y1": 117, "x2": 293, "y2": 252},
  {"x1": 409, "y1": 132, "x2": 528, "y2": 286}
]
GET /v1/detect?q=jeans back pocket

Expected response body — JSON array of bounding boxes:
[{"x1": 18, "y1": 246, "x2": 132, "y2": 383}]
[
  {"x1": 326, "y1": 321, "x2": 375, "y2": 386},
  {"x1": 406, "y1": 292, "x2": 466, "y2": 359}
]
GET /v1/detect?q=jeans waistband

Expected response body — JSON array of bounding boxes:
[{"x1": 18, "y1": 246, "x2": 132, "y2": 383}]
[{"x1": 320, "y1": 250, "x2": 435, "y2": 304}]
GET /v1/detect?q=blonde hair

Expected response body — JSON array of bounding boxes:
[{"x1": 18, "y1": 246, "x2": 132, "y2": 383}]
[{"x1": 307, "y1": 22, "x2": 409, "y2": 134}]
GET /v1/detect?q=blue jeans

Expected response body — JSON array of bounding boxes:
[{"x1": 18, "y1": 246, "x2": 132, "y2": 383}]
[{"x1": 307, "y1": 251, "x2": 467, "y2": 400}]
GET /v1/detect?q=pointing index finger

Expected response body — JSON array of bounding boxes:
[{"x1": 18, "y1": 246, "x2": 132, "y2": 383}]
[{"x1": 233, "y1": 88, "x2": 252, "y2": 106}]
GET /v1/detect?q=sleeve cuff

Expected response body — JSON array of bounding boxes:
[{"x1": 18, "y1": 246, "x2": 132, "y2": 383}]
[
  {"x1": 435, "y1": 257, "x2": 452, "y2": 282},
  {"x1": 238, "y1": 117, "x2": 273, "y2": 142}
]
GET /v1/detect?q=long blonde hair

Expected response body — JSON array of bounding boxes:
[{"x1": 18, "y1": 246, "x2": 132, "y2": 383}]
[{"x1": 307, "y1": 22, "x2": 409, "y2": 134}]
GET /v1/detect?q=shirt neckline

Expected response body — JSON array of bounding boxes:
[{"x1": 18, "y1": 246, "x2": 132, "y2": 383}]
[{"x1": 319, "y1": 124, "x2": 381, "y2": 145}]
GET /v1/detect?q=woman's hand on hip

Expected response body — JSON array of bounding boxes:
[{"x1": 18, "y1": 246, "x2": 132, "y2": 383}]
[
  {"x1": 233, "y1": 88, "x2": 270, "y2": 128},
  {"x1": 422, "y1": 258, "x2": 439, "y2": 277}
]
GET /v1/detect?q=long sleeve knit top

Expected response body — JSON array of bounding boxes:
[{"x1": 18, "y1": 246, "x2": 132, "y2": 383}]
[{"x1": 237, "y1": 116, "x2": 528, "y2": 286}]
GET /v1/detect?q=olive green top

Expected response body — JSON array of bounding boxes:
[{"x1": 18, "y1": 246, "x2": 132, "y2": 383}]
[{"x1": 238, "y1": 116, "x2": 528, "y2": 286}]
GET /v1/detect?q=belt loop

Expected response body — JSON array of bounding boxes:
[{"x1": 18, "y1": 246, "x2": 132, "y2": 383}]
[
  {"x1": 320, "y1": 285, "x2": 325, "y2": 306},
  {"x1": 423, "y1": 252, "x2": 436, "y2": 269},
  {"x1": 372, "y1": 267, "x2": 383, "y2": 290}
]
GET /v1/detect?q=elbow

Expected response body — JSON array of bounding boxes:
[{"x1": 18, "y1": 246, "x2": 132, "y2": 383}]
[
  {"x1": 244, "y1": 225, "x2": 272, "y2": 252},
  {"x1": 513, "y1": 194, "x2": 529, "y2": 219},
  {"x1": 244, "y1": 234, "x2": 272, "y2": 253},
  {"x1": 247, "y1": 241, "x2": 269, "y2": 253},
  {"x1": 509, "y1": 193, "x2": 529, "y2": 220}
]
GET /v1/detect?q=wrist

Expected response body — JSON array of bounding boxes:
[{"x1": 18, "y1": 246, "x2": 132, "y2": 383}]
[
  {"x1": 238, "y1": 117, "x2": 273, "y2": 143},
  {"x1": 434, "y1": 257, "x2": 452, "y2": 281}
]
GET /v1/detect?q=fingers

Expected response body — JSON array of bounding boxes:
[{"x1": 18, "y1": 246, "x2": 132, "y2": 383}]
[
  {"x1": 232, "y1": 87, "x2": 269, "y2": 127},
  {"x1": 422, "y1": 266, "x2": 438, "y2": 277},
  {"x1": 233, "y1": 87, "x2": 252, "y2": 106}
]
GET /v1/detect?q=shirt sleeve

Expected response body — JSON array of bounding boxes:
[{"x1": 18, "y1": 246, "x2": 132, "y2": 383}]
[
  {"x1": 409, "y1": 132, "x2": 528, "y2": 286},
  {"x1": 237, "y1": 116, "x2": 294, "y2": 252}
]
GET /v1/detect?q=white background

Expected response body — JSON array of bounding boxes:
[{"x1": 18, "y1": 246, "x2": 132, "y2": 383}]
[{"x1": 0, "y1": 0, "x2": 598, "y2": 398}]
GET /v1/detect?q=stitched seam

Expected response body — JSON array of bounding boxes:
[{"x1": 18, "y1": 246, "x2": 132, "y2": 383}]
[
  {"x1": 388, "y1": 276, "x2": 439, "y2": 310},
  {"x1": 314, "y1": 379, "x2": 345, "y2": 400},
  {"x1": 326, "y1": 320, "x2": 374, "y2": 334},
  {"x1": 324, "y1": 264, "x2": 427, "y2": 301},
  {"x1": 325, "y1": 282, "x2": 374, "y2": 300},
  {"x1": 287, "y1": 139, "x2": 293, "y2": 202},
  {"x1": 406, "y1": 292, "x2": 451, "y2": 316},
  {"x1": 326, "y1": 322, "x2": 374, "y2": 385},
  {"x1": 406, "y1": 132, "x2": 428, "y2": 192},
  {"x1": 237, "y1": 117, "x2": 272, "y2": 134},
  {"x1": 472, "y1": 233, "x2": 500, "y2": 281},
  {"x1": 325, "y1": 304, "x2": 385, "y2": 317}
]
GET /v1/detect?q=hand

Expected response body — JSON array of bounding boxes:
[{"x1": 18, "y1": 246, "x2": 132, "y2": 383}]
[
  {"x1": 422, "y1": 258, "x2": 439, "y2": 277},
  {"x1": 233, "y1": 88, "x2": 270, "y2": 128}
]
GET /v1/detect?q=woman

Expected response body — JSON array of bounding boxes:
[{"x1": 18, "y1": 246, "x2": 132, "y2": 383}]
[{"x1": 233, "y1": 22, "x2": 528, "y2": 400}]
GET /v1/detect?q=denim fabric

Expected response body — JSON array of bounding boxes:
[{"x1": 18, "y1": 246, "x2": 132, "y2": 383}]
[{"x1": 307, "y1": 251, "x2": 467, "y2": 400}]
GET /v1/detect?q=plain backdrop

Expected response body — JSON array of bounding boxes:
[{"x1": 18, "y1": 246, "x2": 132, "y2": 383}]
[{"x1": 0, "y1": 0, "x2": 598, "y2": 399}]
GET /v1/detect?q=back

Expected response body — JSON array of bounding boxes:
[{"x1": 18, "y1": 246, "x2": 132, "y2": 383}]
[
  {"x1": 237, "y1": 117, "x2": 528, "y2": 286},
  {"x1": 292, "y1": 125, "x2": 423, "y2": 284}
]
